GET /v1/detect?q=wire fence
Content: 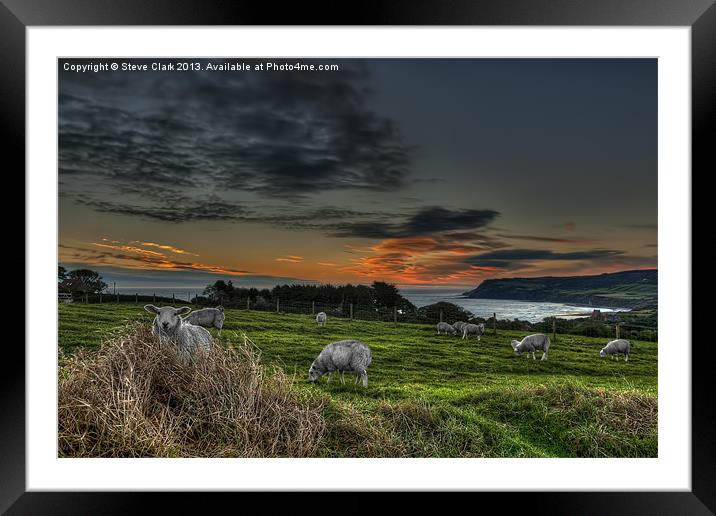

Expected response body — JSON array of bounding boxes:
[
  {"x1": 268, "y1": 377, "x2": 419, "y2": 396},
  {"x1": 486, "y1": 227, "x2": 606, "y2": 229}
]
[{"x1": 61, "y1": 289, "x2": 658, "y2": 342}]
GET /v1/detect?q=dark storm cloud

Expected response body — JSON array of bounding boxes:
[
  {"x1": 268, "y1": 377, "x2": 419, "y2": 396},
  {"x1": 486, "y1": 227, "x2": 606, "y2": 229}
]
[
  {"x1": 328, "y1": 207, "x2": 500, "y2": 238},
  {"x1": 466, "y1": 248, "x2": 624, "y2": 268},
  {"x1": 497, "y1": 233, "x2": 601, "y2": 244},
  {"x1": 59, "y1": 59, "x2": 412, "y2": 200}
]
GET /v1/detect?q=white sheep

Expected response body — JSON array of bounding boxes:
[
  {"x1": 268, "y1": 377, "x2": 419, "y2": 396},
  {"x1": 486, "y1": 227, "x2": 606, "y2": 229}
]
[
  {"x1": 316, "y1": 311, "x2": 327, "y2": 326},
  {"x1": 511, "y1": 333, "x2": 550, "y2": 360},
  {"x1": 437, "y1": 322, "x2": 456, "y2": 335},
  {"x1": 144, "y1": 305, "x2": 213, "y2": 356},
  {"x1": 452, "y1": 321, "x2": 467, "y2": 333},
  {"x1": 600, "y1": 339, "x2": 631, "y2": 361},
  {"x1": 309, "y1": 339, "x2": 372, "y2": 387},
  {"x1": 462, "y1": 323, "x2": 485, "y2": 340},
  {"x1": 184, "y1": 306, "x2": 225, "y2": 335}
]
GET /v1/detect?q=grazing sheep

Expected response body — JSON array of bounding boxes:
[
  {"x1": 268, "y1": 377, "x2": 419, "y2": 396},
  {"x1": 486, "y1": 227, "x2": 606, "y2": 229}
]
[
  {"x1": 308, "y1": 339, "x2": 372, "y2": 387},
  {"x1": 145, "y1": 304, "x2": 213, "y2": 356},
  {"x1": 184, "y1": 306, "x2": 225, "y2": 335},
  {"x1": 511, "y1": 333, "x2": 550, "y2": 360},
  {"x1": 600, "y1": 339, "x2": 631, "y2": 361},
  {"x1": 452, "y1": 321, "x2": 467, "y2": 333},
  {"x1": 462, "y1": 323, "x2": 485, "y2": 340},
  {"x1": 437, "y1": 322, "x2": 456, "y2": 335},
  {"x1": 316, "y1": 312, "x2": 327, "y2": 326}
]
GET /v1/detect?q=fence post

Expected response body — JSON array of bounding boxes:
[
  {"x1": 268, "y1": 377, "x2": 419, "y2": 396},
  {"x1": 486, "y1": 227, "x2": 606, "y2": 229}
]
[
  {"x1": 439, "y1": 309, "x2": 443, "y2": 323},
  {"x1": 172, "y1": 293, "x2": 175, "y2": 306},
  {"x1": 135, "y1": 293, "x2": 138, "y2": 304},
  {"x1": 247, "y1": 298, "x2": 251, "y2": 310},
  {"x1": 312, "y1": 301, "x2": 315, "y2": 315},
  {"x1": 276, "y1": 298, "x2": 280, "y2": 313},
  {"x1": 99, "y1": 293, "x2": 102, "y2": 304},
  {"x1": 153, "y1": 293, "x2": 156, "y2": 304},
  {"x1": 616, "y1": 322, "x2": 620, "y2": 339},
  {"x1": 493, "y1": 312, "x2": 497, "y2": 335},
  {"x1": 552, "y1": 317, "x2": 557, "y2": 342},
  {"x1": 394, "y1": 306, "x2": 397, "y2": 326},
  {"x1": 350, "y1": 303, "x2": 353, "y2": 320}
]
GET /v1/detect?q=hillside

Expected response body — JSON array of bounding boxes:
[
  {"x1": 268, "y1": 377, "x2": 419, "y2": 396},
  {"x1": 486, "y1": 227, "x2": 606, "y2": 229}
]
[
  {"x1": 464, "y1": 269, "x2": 657, "y2": 309},
  {"x1": 58, "y1": 303, "x2": 658, "y2": 458}
]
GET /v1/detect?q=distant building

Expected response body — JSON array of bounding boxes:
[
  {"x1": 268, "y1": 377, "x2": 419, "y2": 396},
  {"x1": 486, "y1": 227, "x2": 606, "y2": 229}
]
[{"x1": 590, "y1": 309, "x2": 603, "y2": 319}]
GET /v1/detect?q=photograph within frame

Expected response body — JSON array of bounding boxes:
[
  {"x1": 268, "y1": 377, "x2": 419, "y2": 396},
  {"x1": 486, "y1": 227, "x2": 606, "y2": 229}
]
[{"x1": 56, "y1": 56, "x2": 659, "y2": 461}]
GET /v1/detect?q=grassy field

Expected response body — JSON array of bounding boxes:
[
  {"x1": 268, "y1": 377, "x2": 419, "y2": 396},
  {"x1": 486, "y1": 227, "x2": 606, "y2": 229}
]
[{"x1": 58, "y1": 303, "x2": 658, "y2": 457}]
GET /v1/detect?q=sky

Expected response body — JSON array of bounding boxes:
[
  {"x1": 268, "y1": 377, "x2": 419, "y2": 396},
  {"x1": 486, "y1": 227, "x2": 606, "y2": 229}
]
[{"x1": 58, "y1": 58, "x2": 657, "y2": 290}]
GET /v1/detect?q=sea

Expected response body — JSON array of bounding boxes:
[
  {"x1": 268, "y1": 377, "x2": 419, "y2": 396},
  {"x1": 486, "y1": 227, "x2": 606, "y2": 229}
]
[
  {"x1": 115, "y1": 286, "x2": 628, "y2": 323},
  {"x1": 398, "y1": 288, "x2": 628, "y2": 323}
]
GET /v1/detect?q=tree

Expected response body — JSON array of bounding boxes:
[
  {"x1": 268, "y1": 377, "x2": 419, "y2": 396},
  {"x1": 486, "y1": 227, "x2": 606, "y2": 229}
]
[
  {"x1": 203, "y1": 280, "x2": 235, "y2": 302},
  {"x1": 417, "y1": 302, "x2": 474, "y2": 325},
  {"x1": 67, "y1": 269, "x2": 107, "y2": 294},
  {"x1": 372, "y1": 281, "x2": 402, "y2": 308},
  {"x1": 58, "y1": 266, "x2": 67, "y2": 281}
]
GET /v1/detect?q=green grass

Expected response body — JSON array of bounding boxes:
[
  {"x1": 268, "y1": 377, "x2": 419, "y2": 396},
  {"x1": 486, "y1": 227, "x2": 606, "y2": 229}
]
[{"x1": 58, "y1": 303, "x2": 658, "y2": 457}]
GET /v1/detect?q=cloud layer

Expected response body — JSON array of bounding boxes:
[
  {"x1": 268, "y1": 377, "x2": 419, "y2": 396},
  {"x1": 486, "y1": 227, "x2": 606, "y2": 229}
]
[{"x1": 59, "y1": 59, "x2": 412, "y2": 203}]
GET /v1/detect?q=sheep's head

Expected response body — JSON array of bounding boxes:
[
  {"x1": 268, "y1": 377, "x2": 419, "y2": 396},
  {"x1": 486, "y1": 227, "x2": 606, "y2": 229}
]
[
  {"x1": 144, "y1": 305, "x2": 191, "y2": 334},
  {"x1": 510, "y1": 340, "x2": 520, "y2": 351},
  {"x1": 599, "y1": 348, "x2": 607, "y2": 358},
  {"x1": 308, "y1": 361, "x2": 323, "y2": 383}
]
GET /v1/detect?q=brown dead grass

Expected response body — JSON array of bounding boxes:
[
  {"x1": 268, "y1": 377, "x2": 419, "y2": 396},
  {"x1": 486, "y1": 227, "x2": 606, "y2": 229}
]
[{"x1": 58, "y1": 323, "x2": 326, "y2": 457}]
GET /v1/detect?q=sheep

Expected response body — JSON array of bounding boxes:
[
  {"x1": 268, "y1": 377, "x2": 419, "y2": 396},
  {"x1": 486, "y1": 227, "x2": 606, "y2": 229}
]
[
  {"x1": 316, "y1": 312, "x2": 327, "y2": 326},
  {"x1": 144, "y1": 304, "x2": 213, "y2": 356},
  {"x1": 462, "y1": 323, "x2": 485, "y2": 340},
  {"x1": 510, "y1": 333, "x2": 550, "y2": 360},
  {"x1": 437, "y1": 322, "x2": 456, "y2": 335},
  {"x1": 452, "y1": 321, "x2": 467, "y2": 333},
  {"x1": 600, "y1": 339, "x2": 631, "y2": 361},
  {"x1": 308, "y1": 339, "x2": 372, "y2": 387},
  {"x1": 183, "y1": 306, "x2": 225, "y2": 335}
]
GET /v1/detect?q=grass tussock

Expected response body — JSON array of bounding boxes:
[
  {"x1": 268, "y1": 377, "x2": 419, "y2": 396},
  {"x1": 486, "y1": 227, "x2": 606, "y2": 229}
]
[
  {"x1": 58, "y1": 323, "x2": 326, "y2": 457},
  {"x1": 466, "y1": 382, "x2": 658, "y2": 457}
]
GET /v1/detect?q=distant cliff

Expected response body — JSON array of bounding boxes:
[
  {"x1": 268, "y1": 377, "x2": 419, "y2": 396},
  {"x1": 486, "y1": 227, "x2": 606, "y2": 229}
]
[{"x1": 464, "y1": 269, "x2": 657, "y2": 309}]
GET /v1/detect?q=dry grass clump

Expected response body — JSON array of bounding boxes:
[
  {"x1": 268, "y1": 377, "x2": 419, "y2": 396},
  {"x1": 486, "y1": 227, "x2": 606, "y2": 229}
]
[{"x1": 58, "y1": 323, "x2": 326, "y2": 457}]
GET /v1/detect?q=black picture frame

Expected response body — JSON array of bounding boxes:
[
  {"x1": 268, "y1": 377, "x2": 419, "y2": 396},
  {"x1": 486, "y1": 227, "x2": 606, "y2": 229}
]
[{"x1": 5, "y1": 0, "x2": 711, "y2": 512}]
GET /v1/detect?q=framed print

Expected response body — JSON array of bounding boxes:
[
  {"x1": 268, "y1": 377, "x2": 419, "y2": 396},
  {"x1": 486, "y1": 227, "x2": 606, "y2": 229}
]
[{"x1": 5, "y1": 0, "x2": 712, "y2": 512}]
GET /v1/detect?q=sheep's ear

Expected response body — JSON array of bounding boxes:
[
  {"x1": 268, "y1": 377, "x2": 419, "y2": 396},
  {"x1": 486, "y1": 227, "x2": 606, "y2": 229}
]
[
  {"x1": 144, "y1": 304, "x2": 160, "y2": 314},
  {"x1": 176, "y1": 306, "x2": 192, "y2": 315}
]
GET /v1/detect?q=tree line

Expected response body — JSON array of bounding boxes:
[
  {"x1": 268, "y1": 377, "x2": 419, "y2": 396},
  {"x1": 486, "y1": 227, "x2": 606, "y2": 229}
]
[{"x1": 199, "y1": 279, "x2": 418, "y2": 312}]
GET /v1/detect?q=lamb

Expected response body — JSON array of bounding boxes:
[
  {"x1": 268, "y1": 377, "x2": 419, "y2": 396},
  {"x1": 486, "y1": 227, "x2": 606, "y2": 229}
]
[
  {"x1": 144, "y1": 304, "x2": 213, "y2": 356},
  {"x1": 511, "y1": 333, "x2": 550, "y2": 360},
  {"x1": 316, "y1": 312, "x2": 327, "y2": 326},
  {"x1": 308, "y1": 339, "x2": 372, "y2": 387},
  {"x1": 183, "y1": 306, "x2": 225, "y2": 335},
  {"x1": 600, "y1": 339, "x2": 631, "y2": 361},
  {"x1": 437, "y1": 322, "x2": 456, "y2": 335},
  {"x1": 462, "y1": 323, "x2": 485, "y2": 340}
]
